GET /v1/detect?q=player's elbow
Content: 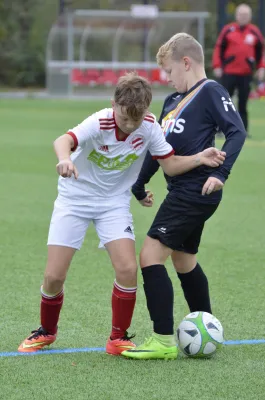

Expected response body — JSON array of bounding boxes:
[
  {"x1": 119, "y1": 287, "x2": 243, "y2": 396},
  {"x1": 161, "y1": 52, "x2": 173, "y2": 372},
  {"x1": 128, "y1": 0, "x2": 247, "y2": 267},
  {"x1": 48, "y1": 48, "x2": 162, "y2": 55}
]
[
  {"x1": 53, "y1": 138, "x2": 58, "y2": 149},
  {"x1": 53, "y1": 137, "x2": 60, "y2": 153},
  {"x1": 159, "y1": 163, "x2": 174, "y2": 176},
  {"x1": 163, "y1": 165, "x2": 181, "y2": 177},
  {"x1": 239, "y1": 128, "x2": 247, "y2": 144},
  {"x1": 53, "y1": 135, "x2": 64, "y2": 149},
  {"x1": 158, "y1": 157, "x2": 179, "y2": 177},
  {"x1": 54, "y1": 134, "x2": 74, "y2": 151},
  {"x1": 164, "y1": 168, "x2": 176, "y2": 177}
]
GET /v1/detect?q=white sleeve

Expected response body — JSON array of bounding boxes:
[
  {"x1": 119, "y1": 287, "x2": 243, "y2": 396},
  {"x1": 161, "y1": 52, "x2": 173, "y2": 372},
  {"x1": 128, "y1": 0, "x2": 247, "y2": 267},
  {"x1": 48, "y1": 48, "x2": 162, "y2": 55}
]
[
  {"x1": 67, "y1": 114, "x2": 100, "y2": 150},
  {"x1": 149, "y1": 122, "x2": 174, "y2": 159}
]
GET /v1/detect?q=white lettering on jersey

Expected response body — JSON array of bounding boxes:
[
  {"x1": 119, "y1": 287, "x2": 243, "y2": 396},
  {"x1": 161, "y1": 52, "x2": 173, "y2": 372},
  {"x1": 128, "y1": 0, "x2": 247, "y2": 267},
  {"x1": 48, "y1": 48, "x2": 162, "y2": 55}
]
[
  {"x1": 173, "y1": 118, "x2": 186, "y2": 134},
  {"x1": 162, "y1": 118, "x2": 186, "y2": 135},
  {"x1": 221, "y1": 97, "x2": 236, "y2": 112}
]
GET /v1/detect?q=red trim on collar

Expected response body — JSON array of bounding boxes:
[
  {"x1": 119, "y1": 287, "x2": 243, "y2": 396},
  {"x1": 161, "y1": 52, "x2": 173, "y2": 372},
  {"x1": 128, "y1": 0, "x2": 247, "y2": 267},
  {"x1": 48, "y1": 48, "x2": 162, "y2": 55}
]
[{"x1": 113, "y1": 111, "x2": 127, "y2": 142}]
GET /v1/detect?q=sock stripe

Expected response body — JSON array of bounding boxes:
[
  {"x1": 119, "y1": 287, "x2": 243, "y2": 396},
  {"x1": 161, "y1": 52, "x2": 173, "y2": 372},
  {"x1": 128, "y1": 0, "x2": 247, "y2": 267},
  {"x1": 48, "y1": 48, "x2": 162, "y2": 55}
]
[
  {"x1": 41, "y1": 285, "x2": 64, "y2": 299},
  {"x1": 114, "y1": 280, "x2": 137, "y2": 293}
]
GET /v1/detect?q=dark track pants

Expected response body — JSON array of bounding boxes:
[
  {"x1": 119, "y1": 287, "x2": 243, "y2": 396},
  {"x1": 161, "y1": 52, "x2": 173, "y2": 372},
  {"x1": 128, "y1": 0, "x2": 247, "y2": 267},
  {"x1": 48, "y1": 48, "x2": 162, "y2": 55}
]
[{"x1": 222, "y1": 74, "x2": 252, "y2": 132}]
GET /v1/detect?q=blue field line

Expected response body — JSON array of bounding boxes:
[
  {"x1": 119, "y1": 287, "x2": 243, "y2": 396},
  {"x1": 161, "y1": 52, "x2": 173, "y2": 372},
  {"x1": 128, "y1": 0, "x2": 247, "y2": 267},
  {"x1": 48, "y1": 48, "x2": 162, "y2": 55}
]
[
  {"x1": 0, "y1": 339, "x2": 265, "y2": 358},
  {"x1": 225, "y1": 339, "x2": 265, "y2": 345},
  {"x1": 0, "y1": 347, "x2": 106, "y2": 357}
]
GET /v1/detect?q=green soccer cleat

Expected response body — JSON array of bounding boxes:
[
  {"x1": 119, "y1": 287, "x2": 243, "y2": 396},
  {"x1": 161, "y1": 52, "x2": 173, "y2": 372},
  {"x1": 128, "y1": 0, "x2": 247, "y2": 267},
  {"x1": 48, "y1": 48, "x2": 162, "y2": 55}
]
[{"x1": 121, "y1": 336, "x2": 178, "y2": 360}]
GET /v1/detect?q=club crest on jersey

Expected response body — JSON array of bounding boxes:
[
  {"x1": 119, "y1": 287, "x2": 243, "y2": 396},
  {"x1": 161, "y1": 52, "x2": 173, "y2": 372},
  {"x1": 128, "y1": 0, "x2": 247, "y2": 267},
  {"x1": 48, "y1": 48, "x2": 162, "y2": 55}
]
[
  {"x1": 245, "y1": 34, "x2": 255, "y2": 45},
  {"x1": 98, "y1": 145, "x2": 109, "y2": 153},
  {"x1": 161, "y1": 117, "x2": 186, "y2": 136},
  {"x1": 129, "y1": 136, "x2": 144, "y2": 151}
]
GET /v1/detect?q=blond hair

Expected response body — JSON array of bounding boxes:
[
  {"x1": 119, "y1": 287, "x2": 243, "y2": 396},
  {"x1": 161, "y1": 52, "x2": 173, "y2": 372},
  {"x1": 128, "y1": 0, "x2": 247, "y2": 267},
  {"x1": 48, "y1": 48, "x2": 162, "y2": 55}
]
[
  {"x1": 114, "y1": 72, "x2": 152, "y2": 121},
  {"x1": 156, "y1": 33, "x2": 204, "y2": 66}
]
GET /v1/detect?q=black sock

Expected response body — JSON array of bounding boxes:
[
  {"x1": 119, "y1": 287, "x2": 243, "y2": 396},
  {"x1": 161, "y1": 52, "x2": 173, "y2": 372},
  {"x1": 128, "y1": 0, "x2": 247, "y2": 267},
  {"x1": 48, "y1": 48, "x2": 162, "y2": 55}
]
[
  {"x1": 177, "y1": 263, "x2": 212, "y2": 314},
  {"x1": 142, "y1": 264, "x2": 174, "y2": 335}
]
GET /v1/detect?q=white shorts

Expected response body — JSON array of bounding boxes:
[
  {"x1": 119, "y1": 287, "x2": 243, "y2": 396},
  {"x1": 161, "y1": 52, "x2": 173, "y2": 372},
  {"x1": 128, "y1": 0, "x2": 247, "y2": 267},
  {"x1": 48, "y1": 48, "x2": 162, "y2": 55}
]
[{"x1": 47, "y1": 194, "x2": 135, "y2": 250}]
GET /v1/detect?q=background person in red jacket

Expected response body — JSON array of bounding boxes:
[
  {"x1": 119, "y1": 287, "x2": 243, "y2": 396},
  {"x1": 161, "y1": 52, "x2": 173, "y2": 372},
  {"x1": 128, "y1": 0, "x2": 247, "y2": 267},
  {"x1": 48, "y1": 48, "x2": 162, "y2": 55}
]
[{"x1": 212, "y1": 3, "x2": 265, "y2": 135}]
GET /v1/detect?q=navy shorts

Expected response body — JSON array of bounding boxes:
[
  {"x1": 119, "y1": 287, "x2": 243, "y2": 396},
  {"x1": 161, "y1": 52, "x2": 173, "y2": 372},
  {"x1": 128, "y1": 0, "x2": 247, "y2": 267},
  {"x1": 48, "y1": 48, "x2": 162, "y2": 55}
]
[{"x1": 147, "y1": 193, "x2": 219, "y2": 254}]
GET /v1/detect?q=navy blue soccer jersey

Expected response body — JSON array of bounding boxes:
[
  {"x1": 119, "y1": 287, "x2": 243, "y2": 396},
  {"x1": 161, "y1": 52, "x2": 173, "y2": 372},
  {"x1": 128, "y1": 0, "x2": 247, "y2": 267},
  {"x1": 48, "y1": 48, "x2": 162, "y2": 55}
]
[{"x1": 132, "y1": 78, "x2": 246, "y2": 204}]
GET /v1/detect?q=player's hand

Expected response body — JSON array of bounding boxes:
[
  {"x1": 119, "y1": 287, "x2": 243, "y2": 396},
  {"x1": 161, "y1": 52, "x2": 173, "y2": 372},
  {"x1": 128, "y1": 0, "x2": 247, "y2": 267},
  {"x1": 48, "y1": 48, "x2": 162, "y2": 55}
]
[
  {"x1": 202, "y1": 177, "x2": 224, "y2": 196},
  {"x1": 139, "y1": 190, "x2": 154, "y2": 207},
  {"x1": 200, "y1": 148, "x2": 226, "y2": 167},
  {"x1": 256, "y1": 68, "x2": 265, "y2": 81},
  {"x1": 56, "y1": 158, "x2": 79, "y2": 179},
  {"x1": 213, "y1": 68, "x2": 223, "y2": 78}
]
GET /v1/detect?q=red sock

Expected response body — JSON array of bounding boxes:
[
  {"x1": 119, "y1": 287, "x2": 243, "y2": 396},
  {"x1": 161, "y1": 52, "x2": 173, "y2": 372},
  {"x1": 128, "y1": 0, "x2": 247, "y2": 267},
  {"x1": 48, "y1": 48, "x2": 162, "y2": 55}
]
[
  {"x1": 110, "y1": 280, "x2": 137, "y2": 340},
  {"x1": 40, "y1": 286, "x2": 64, "y2": 335}
]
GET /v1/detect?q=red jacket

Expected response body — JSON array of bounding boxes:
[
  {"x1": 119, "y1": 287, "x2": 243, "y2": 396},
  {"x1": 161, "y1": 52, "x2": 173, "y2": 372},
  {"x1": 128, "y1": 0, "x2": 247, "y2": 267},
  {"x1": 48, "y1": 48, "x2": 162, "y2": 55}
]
[{"x1": 212, "y1": 22, "x2": 265, "y2": 75}]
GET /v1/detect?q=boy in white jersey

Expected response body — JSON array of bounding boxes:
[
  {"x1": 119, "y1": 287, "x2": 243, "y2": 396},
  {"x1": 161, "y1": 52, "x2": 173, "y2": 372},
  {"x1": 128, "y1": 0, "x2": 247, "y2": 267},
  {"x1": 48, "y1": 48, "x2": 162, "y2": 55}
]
[{"x1": 18, "y1": 72, "x2": 225, "y2": 354}]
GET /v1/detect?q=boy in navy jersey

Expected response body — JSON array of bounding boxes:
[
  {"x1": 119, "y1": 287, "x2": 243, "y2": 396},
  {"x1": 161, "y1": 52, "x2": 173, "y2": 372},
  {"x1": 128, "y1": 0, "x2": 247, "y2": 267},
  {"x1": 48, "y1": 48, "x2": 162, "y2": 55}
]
[{"x1": 122, "y1": 33, "x2": 246, "y2": 360}]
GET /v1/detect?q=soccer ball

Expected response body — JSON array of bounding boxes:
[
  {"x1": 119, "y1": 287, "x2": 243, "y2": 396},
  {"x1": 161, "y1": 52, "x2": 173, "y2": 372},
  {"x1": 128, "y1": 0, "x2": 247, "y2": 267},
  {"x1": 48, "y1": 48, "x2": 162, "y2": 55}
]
[{"x1": 177, "y1": 311, "x2": 224, "y2": 358}]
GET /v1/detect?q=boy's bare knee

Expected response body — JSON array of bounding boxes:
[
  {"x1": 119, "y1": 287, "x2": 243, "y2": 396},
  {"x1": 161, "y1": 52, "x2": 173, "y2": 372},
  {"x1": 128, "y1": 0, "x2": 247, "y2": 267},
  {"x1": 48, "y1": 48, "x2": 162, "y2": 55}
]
[
  {"x1": 114, "y1": 262, "x2": 138, "y2": 287},
  {"x1": 171, "y1": 251, "x2": 197, "y2": 273},
  {"x1": 43, "y1": 272, "x2": 65, "y2": 293}
]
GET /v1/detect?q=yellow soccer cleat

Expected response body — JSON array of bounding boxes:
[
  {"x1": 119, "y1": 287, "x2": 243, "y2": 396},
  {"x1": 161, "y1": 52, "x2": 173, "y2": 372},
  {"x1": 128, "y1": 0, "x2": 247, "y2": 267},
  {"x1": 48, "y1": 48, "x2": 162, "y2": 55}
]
[{"x1": 121, "y1": 335, "x2": 178, "y2": 360}]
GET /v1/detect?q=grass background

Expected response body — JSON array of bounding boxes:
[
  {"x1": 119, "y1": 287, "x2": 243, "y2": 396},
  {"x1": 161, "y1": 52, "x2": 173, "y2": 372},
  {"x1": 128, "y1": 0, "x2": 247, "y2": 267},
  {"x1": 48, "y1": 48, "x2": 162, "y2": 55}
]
[{"x1": 0, "y1": 98, "x2": 264, "y2": 399}]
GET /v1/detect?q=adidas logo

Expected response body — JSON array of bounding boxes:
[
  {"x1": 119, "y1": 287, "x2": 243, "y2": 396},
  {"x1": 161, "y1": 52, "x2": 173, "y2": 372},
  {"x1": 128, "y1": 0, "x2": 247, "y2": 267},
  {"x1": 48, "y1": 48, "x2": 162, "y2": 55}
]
[
  {"x1": 124, "y1": 226, "x2": 133, "y2": 234},
  {"x1": 158, "y1": 227, "x2": 167, "y2": 233}
]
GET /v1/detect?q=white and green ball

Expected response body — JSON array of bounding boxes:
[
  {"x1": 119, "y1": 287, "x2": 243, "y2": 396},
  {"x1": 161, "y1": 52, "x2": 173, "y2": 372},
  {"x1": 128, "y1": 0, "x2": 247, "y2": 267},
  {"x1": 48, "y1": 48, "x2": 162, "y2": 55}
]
[{"x1": 177, "y1": 311, "x2": 224, "y2": 358}]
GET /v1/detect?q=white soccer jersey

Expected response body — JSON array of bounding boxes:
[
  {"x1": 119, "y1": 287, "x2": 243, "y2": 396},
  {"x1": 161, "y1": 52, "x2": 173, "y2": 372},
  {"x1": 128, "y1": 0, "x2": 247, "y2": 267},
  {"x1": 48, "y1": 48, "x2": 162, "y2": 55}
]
[{"x1": 58, "y1": 108, "x2": 174, "y2": 200}]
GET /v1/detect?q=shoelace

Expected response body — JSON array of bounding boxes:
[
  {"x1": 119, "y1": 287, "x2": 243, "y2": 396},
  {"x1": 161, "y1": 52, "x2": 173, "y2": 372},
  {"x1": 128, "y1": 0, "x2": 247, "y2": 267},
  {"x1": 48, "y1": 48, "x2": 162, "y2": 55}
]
[
  {"x1": 28, "y1": 327, "x2": 50, "y2": 341},
  {"x1": 120, "y1": 332, "x2": 136, "y2": 341}
]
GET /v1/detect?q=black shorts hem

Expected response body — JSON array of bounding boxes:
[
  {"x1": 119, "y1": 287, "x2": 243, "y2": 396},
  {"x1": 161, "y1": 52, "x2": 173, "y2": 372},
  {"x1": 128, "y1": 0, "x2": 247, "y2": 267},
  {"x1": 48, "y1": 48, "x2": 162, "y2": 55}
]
[{"x1": 147, "y1": 232, "x2": 199, "y2": 254}]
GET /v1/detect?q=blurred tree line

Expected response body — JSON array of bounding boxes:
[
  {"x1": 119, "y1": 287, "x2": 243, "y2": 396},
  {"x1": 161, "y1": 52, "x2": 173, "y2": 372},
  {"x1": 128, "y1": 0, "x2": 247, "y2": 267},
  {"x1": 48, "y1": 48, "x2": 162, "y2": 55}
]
[
  {"x1": 0, "y1": 0, "x2": 260, "y2": 87},
  {"x1": 0, "y1": 0, "x2": 56, "y2": 87}
]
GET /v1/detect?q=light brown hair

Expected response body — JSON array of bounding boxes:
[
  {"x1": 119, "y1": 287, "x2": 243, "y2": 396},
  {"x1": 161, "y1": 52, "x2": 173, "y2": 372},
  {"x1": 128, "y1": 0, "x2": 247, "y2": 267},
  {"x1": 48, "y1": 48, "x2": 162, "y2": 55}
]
[
  {"x1": 156, "y1": 33, "x2": 204, "y2": 66},
  {"x1": 114, "y1": 72, "x2": 152, "y2": 121}
]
